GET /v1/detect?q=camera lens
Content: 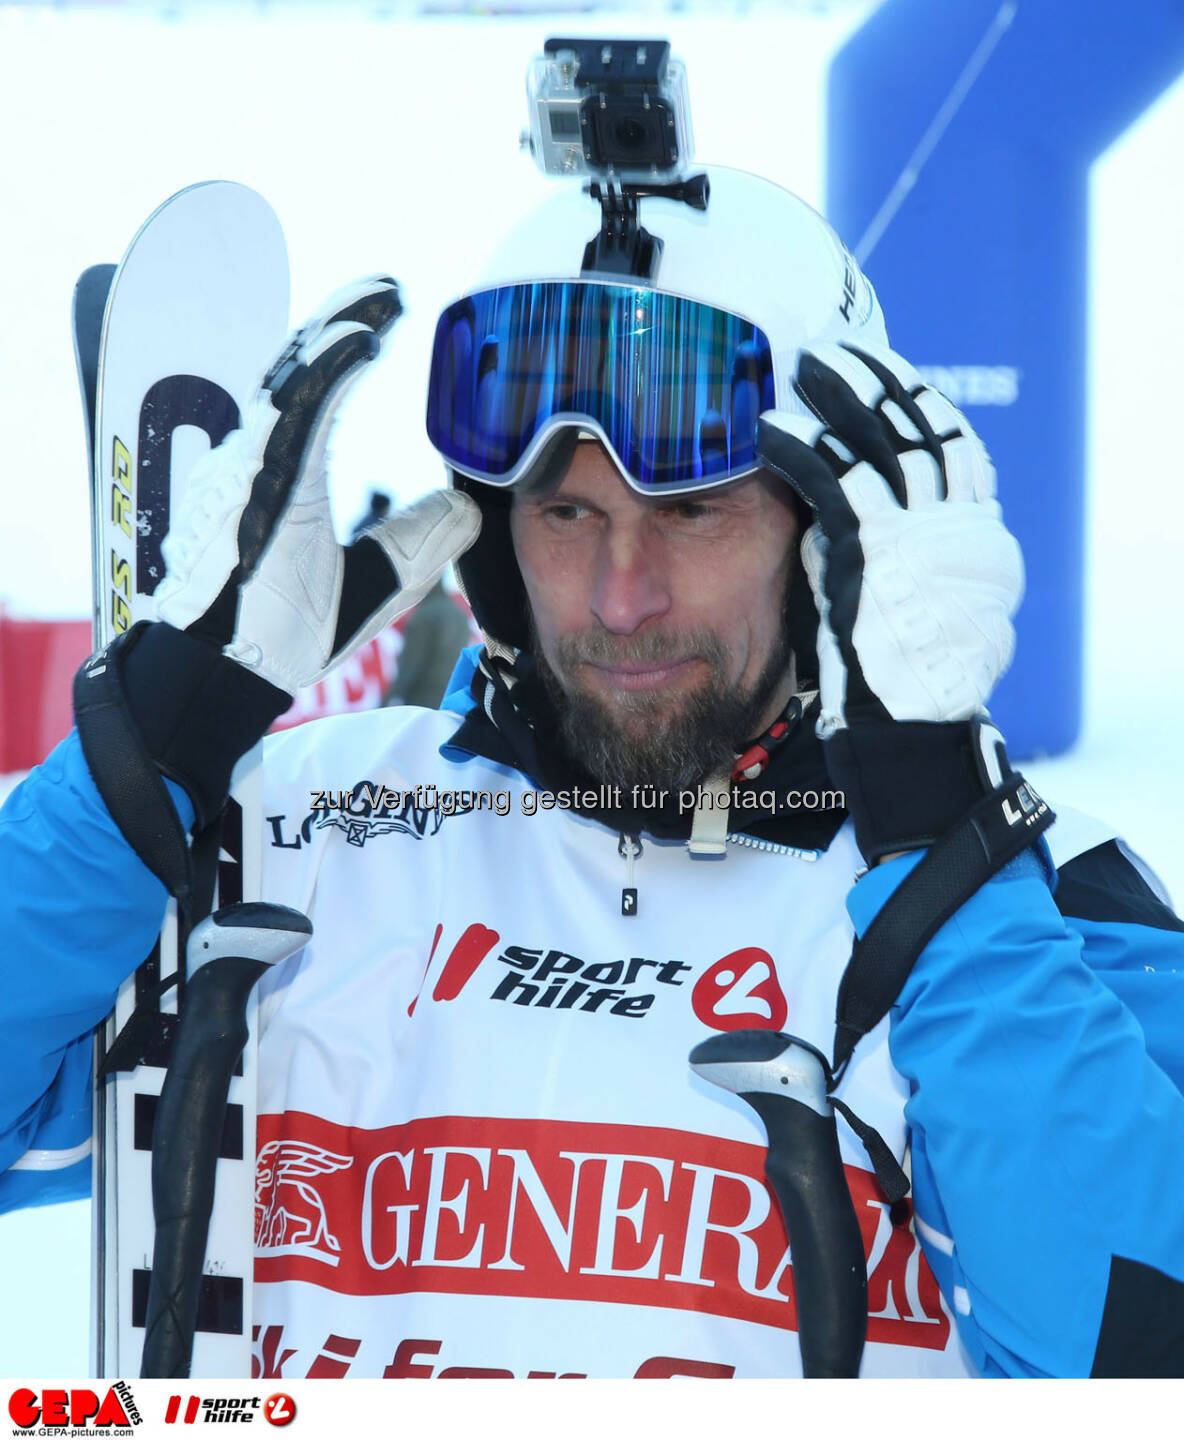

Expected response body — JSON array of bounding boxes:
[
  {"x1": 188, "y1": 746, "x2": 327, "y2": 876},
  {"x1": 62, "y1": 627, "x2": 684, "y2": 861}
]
[
  {"x1": 613, "y1": 117, "x2": 646, "y2": 150},
  {"x1": 582, "y1": 93, "x2": 677, "y2": 171}
]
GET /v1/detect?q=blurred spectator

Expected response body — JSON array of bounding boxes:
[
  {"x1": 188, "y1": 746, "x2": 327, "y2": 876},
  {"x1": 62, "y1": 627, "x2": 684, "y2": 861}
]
[
  {"x1": 350, "y1": 489, "x2": 392, "y2": 542},
  {"x1": 384, "y1": 579, "x2": 471, "y2": 710}
]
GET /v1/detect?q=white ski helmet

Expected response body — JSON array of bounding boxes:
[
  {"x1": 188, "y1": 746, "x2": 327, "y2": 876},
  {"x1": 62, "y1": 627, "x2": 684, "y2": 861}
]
[{"x1": 426, "y1": 164, "x2": 888, "y2": 652}]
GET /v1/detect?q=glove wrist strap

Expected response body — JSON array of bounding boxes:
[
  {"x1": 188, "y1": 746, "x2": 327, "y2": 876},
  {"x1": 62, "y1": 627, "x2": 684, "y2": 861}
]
[
  {"x1": 74, "y1": 625, "x2": 195, "y2": 906},
  {"x1": 826, "y1": 715, "x2": 1014, "y2": 863},
  {"x1": 73, "y1": 621, "x2": 291, "y2": 876}
]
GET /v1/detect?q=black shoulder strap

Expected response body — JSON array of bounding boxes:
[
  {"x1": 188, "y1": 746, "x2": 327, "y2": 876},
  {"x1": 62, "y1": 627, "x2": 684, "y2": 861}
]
[{"x1": 833, "y1": 772, "x2": 1055, "y2": 1076}]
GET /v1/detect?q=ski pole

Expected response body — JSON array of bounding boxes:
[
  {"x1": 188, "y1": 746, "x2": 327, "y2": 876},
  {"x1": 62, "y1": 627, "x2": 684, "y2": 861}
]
[
  {"x1": 689, "y1": 1030, "x2": 867, "y2": 1377},
  {"x1": 140, "y1": 901, "x2": 312, "y2": 1379}
]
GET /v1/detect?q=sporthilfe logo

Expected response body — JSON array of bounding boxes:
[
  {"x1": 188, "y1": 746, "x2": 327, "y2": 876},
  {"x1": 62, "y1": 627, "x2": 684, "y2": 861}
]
[
  {"x1": 406, "y1": 922, "x2": 692, "y2": 1019},
  {"x1": 162, "y1": 1394, "x2": 295, "y2": 1427},
  {"x1": 691, "y1": 948, "x2": 788, "y2": 1031}
]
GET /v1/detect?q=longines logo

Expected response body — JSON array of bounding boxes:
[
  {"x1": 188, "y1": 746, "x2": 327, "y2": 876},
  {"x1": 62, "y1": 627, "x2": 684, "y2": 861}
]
[{"x1": 267, "y1": 780, "x2": 450, "y2": 850}]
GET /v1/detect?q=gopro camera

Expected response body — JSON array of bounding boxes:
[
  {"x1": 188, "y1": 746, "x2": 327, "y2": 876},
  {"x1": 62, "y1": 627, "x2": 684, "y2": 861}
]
[{"x1": 525, "y1": 37, "x2": 694, "y2": 181}]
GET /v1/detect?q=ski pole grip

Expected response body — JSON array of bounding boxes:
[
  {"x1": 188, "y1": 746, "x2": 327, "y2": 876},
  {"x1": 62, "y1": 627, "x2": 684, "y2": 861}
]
[
  {"x1": 689, "y1": 1030, "x2": 868, "y2": 1378},
  {"x1": 140, "y1": 902, "x2": 312, "y2": 1379}
]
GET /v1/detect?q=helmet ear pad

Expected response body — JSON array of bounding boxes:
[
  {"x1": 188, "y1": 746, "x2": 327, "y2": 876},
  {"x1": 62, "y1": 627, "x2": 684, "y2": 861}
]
[
  {"x1": 451, "y1": 428, "x2": 582, "y2": 653},
  {"x1": 452, "y1": 475, "x2": 528, "y2": 650},
  {"x1": 784, "y1": 487, "x2": 819, "y2": 690}
]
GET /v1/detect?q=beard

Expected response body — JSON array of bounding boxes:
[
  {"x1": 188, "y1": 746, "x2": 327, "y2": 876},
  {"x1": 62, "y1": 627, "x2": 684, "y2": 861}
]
[{"x1": 532, "y1": 619, "x2": 793, "y2": 796}]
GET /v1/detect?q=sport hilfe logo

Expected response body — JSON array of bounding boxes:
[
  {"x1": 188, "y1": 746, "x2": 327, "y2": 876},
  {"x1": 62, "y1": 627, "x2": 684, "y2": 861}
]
[
  {"x1": 8, "y1": 1384, "x2": 141, "y2": 1430},
  {"x1": 407, "y1": 922, "x2": 693, "y2": 1019},
  {"x1": 409, "y1": 923, "x2": 791, "y2": 1024},
  {"x1": 162, "y1": 1394, "x2": 294, "y2": 1427},
  {"x1": 262, "y1": 1395, "x2": 295, "y2": 1427},
  {"x1": 164, "y1": 1395, "x2": 259, "y2": 1425},
  {"x1": 690, "y1": 948, "x2": 788, "y2": 1032}
]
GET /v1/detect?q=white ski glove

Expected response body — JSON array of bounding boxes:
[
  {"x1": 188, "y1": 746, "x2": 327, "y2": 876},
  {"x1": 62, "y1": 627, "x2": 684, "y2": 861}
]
[
  {"x1": 757, "y1": 342, "x2": 1026, "y2": 861},
  {"x1": 75, "y1": 278, "x2": 481, "y2": 841},
  {"x1": 759, "y1": 341, "x2": 1022, "y2": 734},
  {"x1": 155, "y1": 276, "x2": 480, "y2": 696}
]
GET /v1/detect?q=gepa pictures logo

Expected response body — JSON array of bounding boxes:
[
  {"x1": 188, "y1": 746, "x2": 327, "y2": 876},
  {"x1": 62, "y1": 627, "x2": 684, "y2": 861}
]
[{"x1": 8, "y1": 1383, "x2": 141, "y2": 1431}]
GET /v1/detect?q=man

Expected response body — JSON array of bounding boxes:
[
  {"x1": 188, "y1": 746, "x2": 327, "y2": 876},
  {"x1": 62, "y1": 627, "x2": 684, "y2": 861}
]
[
  {"x1": 349, "y1": 488, "x2": 393, "y2": 543},
  {"x1": 381, "y1": 578, "x2": 473, "y2": 710},
  {"x1": 1, "y1": 165, "x2": 1183, "y2": 1379}
]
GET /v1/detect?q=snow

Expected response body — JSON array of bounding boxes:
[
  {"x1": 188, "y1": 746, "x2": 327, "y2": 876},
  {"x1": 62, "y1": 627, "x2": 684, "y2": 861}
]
[{"x1": 1, "y1": 2, "x2": 1182, "y2": 1380}]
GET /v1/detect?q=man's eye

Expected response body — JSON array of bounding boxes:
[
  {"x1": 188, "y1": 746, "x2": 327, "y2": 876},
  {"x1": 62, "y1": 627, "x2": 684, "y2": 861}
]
[
  {"x1": 543, "y1": 502, "x2": 589, "y2": 523},
  {"x1": 665, "y1": 500, "x2": 716, "y2": 521}
]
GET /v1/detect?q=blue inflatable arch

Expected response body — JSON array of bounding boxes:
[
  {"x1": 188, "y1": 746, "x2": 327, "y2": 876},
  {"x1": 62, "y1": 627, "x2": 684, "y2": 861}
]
[{"x1": 827, "y1": 0, "x2": 1184, "y2": 756}]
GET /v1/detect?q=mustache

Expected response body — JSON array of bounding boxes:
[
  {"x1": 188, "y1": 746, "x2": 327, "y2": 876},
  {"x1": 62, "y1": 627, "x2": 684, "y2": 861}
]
[{"x1": 554, "y1": 627, "x2": 728, "y2": 671}]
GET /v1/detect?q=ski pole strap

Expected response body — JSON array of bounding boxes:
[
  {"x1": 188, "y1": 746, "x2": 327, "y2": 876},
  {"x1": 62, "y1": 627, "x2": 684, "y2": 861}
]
[
  {"x1": 96, "y1": 823, "x2": 225, "y2": 1077},
  {"x1": 829, "y1": 1098, "x2": 910, "y2": 1205},
  {"x1": 74, "y1": 626, "x2": 195, "y2": 908},
  {"x1": 832, "y1": 771, "x2": 1054, "y2": 1077}
]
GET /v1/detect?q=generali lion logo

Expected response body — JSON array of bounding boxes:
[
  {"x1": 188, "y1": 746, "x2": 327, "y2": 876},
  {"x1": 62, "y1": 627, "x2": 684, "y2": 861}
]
[{"x1": 255, "y1": 1140, "x2": 354, "y2": 1266}]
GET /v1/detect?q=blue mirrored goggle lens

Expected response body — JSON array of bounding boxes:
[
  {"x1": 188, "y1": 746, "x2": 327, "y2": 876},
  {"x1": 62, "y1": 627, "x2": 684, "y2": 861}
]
[{"x1": 427, "y1": 281, "x2": 776, "y2": 490}]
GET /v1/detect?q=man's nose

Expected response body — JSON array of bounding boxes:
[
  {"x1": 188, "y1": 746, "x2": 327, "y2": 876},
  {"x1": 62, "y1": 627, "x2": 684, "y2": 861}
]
[{"x1": 590, "y1": 523, "x2": 672, "y2": 634}]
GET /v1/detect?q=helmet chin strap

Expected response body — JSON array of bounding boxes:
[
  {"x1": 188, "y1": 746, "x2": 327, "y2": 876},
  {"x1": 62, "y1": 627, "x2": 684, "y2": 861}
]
[
  {"x1": 687, "y1": 765, "x2": 733, "y2": 857},
  {"x1": 481, "y1": 634, "x2": 518, "y2": 673}
]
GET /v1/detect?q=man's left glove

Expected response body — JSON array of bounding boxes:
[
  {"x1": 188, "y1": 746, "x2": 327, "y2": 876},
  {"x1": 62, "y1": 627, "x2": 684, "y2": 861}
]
[
  {"x1": 75, "y1": 278, "x2": 481, "y2": 856},
  {"x1": 758, "y1": 342, "x2": 1026, "y2": 862}
]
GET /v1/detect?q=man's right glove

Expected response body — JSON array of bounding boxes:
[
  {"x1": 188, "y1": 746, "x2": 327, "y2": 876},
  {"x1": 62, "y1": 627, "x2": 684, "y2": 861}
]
[
  {"x1": 155, "y1": 275, "x2": 479, "y2": 699},
  {"x1": 75, "y1": 278, "x2": 481, "y2": 858},
  {"x1": 758, "y1": 341, "x2": 1027, "y2": 862},
  {"x1": 759, "y1": 342, "x2": 1053, "y2": 1079}
]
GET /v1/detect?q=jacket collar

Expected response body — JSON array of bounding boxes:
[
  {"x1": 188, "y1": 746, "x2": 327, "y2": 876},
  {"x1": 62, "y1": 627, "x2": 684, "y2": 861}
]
[{"x1": 443, "y1": 646, "x2": 847, "y2": 851}]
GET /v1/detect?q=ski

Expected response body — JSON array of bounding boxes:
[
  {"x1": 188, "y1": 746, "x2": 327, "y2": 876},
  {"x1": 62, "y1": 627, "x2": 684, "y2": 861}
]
[
  {"x1": 74, "y1": 183, "x2": 289, "y2": 1377},
  {"x1": 72, "y1": 264, "x2": 117, "y2": 640},
  {"x1": 72, "y1": 265, "x2": 117, "y2": 462}
]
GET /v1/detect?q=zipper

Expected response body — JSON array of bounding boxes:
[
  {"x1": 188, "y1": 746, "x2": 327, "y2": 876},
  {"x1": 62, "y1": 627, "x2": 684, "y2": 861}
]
[
  {"x1": 726, "y1": 832, "x2": 820, "y2": 861},
  {"x1": 618, "y1": 832, "x2": 642, "y2": 916}
]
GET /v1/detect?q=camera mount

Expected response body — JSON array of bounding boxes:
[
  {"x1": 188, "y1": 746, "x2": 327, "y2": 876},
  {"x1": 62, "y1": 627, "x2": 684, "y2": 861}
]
[{"x1": 580, "y1": 173, "x2": 710, "y2": 280}]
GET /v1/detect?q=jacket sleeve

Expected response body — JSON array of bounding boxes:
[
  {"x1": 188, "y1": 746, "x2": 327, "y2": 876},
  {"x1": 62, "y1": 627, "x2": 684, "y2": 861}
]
[
  {"x1": 847, "y1": 841, "x2": 1184, "y2": 1378},
  {"x1": 0, "y1": 731, "x2": 191, "y2": 1211}
]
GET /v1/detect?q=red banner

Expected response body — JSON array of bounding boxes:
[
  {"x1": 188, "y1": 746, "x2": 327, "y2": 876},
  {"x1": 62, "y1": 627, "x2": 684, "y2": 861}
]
[
  {"x1": 0, "y1": 600, "x2": 478, "y2": 776},
  {"x1": 0, "y1": 613, "x2": 92, "y2": 774},
  {"x1": 255, "y1": 1111, "x2": 949, "y2": 1350}
]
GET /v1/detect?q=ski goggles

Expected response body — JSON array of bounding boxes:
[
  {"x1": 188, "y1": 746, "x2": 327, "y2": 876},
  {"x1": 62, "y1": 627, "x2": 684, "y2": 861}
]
[{"x1": 427, "y1": 280, "x2": 777, "y2": 494}]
